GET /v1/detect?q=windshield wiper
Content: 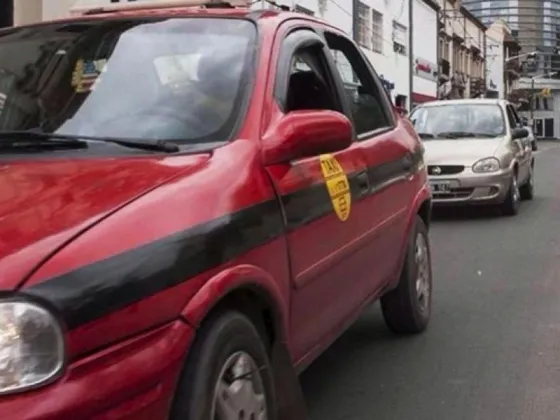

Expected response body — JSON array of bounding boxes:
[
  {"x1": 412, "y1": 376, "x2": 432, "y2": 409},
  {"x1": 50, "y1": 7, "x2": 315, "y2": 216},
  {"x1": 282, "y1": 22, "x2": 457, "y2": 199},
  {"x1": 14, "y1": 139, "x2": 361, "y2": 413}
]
[
  {"x1": 0, "y1": 131, "x2": 179, "y2": 153},
  {"x1": 417, "y1": 132, "x2": 435, "y2": 139},
  {"x1": 436, "y1": 131, "x2": 478, "y2": 139}
]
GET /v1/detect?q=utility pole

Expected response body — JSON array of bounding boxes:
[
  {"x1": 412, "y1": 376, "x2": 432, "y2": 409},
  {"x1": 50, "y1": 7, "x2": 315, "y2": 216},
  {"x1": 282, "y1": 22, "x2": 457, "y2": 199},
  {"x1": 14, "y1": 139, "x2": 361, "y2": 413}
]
[{"x1": 530, "y1": 77, "x2": 534, "y2": 122}]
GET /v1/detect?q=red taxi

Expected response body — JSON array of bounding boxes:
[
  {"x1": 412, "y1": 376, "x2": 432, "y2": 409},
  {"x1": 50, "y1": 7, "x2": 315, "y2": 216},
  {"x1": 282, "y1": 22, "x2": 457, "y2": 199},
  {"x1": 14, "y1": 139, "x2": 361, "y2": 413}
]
[{"x1": 0, "y1": 1, "x2": 433, "y2": 418}]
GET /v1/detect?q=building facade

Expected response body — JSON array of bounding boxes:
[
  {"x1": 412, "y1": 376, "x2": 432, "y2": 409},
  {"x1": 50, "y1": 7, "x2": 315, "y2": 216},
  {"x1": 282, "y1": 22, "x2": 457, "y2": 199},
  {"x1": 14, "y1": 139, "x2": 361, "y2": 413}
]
[
  {"x1": 411, "y1": 0, "x2": 439, "y2": 107},
  {"x1": 463, "y1": 0, "x2": 560, "y2": 74},
  {"x1": 352, "y1": 0, "x2": 411, "y2": 109},
  {"x1": 485, "y1": 20, "x2": 521, "y2": 99},
  {"x1": 437, "y1": 0, "x2": 487, "y2": 99}
]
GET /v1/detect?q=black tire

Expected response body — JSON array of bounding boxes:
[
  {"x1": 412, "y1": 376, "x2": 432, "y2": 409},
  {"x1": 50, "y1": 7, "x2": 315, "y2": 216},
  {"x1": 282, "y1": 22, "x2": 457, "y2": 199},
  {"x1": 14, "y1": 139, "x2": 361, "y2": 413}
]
[
  {"x1": 500, "y1": 174, "x2": 520, "y2": 216},
  {"x1": 532, "y1": 140, "x2": 538, "y2": 151},
  {"x1": 519, "y1": 165, "x2": 534, "y2": 200},
  {"x1": 381, "y1": 216, "x2": 432, "y2": 334},
  {"x1": 170, "y1": 310, "x2": 277, "y2": 420}
]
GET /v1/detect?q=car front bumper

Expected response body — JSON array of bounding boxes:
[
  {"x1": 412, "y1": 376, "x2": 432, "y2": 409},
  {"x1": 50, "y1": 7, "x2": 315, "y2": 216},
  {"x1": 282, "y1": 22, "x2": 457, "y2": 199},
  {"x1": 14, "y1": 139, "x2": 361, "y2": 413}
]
[
  {"x1": 429, "y1": 167, "x2": 512, "y2": 205},
  {"x1": 0, "y1": 320, "x2": 193, "y2": 420}
]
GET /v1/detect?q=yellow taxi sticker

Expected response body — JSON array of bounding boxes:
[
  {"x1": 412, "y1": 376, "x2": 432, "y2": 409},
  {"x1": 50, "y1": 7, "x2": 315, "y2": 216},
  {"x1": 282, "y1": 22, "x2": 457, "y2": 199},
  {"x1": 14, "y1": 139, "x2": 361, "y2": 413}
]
[
  {"x1": 71, "y1": 59, "x2": 107, "y2": 93},
  {"x1": 319, "y1": 154, "x2": 351, "y2": 222}
]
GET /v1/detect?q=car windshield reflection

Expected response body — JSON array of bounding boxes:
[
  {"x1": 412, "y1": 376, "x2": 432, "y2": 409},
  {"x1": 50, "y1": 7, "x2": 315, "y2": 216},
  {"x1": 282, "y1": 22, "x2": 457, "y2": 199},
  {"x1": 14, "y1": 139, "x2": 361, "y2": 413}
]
[{"x1": 410, "y1": 103, "x2": 506, "y2": 139}]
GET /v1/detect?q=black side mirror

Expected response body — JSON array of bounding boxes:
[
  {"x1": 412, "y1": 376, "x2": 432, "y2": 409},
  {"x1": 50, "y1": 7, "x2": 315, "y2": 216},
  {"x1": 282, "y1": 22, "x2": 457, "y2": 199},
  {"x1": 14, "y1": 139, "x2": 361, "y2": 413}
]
[{"x1": 512, "y1": 127, "x2": 529, "y2": 140}]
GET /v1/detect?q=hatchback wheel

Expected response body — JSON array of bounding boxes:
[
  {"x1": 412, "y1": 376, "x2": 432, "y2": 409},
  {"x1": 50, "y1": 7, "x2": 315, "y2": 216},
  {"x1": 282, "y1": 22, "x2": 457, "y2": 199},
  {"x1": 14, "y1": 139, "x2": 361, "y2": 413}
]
[
  {"x1": 170, "y1": 311, "x2": 276, "y2": 420},
  {"x1": 381, "y1": 216, "x2": 432, "y2": 334},
  {"x1": 519, "y1": 165, "x2": 535, "y2": 200},
  {"x1": 500, "y1": 174, "x2": 520, "y2": 216}
]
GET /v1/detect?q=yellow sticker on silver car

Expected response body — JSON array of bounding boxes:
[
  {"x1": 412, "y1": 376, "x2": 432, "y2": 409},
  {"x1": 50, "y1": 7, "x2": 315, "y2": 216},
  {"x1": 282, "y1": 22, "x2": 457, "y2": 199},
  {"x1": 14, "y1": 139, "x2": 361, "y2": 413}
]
[{"x1": 319, "y1": 154, "x2": 351, "y2": 222}]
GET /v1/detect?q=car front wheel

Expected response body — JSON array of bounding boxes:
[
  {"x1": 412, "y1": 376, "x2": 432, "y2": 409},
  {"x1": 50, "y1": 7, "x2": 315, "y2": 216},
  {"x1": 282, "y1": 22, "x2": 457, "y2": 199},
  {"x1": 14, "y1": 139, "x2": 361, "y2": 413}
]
[
  {"x1": 500, "y1": 174, "x2": 520, "y2": 216},
  {"x1": 170, "y1": 310, "x2": 276, "y2": 420},
  {"x1": 519, "y1": 165, "x2": 534, "y2": 200},
  {"x1": 381, "y1": 216, "x2": 432, "y2": 334}
]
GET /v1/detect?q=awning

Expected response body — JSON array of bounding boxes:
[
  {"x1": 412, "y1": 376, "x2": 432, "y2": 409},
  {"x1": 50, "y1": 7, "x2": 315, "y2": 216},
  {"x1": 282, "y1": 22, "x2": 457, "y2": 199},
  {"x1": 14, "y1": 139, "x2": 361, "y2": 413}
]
[{"x1": 412, "y1": 92, "x2": 436, "y2": 103}]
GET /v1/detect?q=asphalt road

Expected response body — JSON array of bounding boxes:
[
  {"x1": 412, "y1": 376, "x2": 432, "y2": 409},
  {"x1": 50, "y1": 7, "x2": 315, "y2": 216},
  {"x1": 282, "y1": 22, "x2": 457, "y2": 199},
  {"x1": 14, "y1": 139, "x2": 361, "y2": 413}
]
[{"x1": 300, "y1": 142, "x2": 560, "y2": 420}]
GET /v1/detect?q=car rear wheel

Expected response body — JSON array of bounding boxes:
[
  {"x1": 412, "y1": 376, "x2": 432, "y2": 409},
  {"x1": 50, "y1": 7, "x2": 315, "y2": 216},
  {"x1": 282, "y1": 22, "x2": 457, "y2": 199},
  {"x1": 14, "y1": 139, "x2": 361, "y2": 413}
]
[
  {"x1": 532, "y1": 140, "x2": 538, "y2": 151},
  {"x1": 170, "y1": 310, "x2": 276, "y2": 420},
  {"x1": 500, "y1": 174, "x2": 520, "y2": 216},
  {"x1": 381, "y1": 216, "x2": 432, "y2": 334},
  {"x1": 519, "y1": 165, "x2": 534, "y2": 200}
]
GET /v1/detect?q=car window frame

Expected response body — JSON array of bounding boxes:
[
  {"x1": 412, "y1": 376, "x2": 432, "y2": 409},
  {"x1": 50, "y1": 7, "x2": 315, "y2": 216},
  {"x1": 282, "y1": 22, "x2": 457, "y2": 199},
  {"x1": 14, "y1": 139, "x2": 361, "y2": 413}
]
[
  {"x1": 318, "y1": 29, "x2": 396, "y2": 140},
  {"x1": 273, "y1": 25, "x2": 344, "y2": 115},
  {"x1": 504, "y1": 103, "x2": 519, "y2": 132},
  {"x1": 507, "y1": 103, "x2": 522, "y2": 127}
]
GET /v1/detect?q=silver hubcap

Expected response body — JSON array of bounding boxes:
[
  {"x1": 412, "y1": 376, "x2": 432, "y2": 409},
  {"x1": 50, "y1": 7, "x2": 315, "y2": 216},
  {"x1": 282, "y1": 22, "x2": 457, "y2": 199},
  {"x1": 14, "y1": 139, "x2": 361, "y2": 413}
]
[
  {"x1": 212, "y1": 351, "x2": 267, "y2": 420},
  {"x1": 415, "y1": 232, "x2": 430, "y2": 311},
  {"x1": 512, "y1": 176, "x2": 519, "y2": 203}
]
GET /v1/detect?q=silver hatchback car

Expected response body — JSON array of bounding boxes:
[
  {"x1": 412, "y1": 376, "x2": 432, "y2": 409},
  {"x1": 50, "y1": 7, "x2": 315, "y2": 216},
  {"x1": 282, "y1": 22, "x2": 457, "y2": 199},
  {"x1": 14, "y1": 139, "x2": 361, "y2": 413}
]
[{"x1": 409, "y1": 99, "x2": 534, "y2": 216}]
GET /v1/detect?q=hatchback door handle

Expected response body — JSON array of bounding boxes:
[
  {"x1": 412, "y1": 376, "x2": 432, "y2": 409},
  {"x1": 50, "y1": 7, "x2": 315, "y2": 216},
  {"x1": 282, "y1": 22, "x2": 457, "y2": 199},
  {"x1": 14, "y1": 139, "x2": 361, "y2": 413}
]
[
  {"x1": 402, "y1": 155, "x2": 413, "y2": 171},
  {"x1": 356, "y1": 170, "x2": 369, "y2": 196}
]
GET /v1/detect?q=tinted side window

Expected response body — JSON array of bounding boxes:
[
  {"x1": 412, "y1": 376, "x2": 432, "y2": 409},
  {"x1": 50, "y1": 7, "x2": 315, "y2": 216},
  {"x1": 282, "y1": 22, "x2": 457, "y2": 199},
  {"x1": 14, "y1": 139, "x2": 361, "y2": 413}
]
[
  {"x1": 285, "y1": 48, "x2": 340, "y2": 113},
  {"x1": 324, "y1": 32, "x2": 391, "y2": 137}
]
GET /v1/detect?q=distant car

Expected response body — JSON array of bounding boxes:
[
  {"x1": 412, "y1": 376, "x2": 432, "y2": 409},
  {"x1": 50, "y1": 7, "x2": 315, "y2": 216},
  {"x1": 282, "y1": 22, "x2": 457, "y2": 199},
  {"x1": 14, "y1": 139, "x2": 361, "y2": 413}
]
[{"x1": 410, "y1": 99, "x2": 534, "y2": 216}]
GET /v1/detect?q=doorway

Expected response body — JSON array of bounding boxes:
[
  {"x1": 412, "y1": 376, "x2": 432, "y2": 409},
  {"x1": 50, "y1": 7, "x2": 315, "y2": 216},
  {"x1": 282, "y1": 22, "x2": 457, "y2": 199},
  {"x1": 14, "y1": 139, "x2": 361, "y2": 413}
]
[
  {"x1": 0, "y1": 0, "x2": 13, "y2": 28},
  {"x1": 533, "y1": 118, "x2": 555, "y2": 138}
]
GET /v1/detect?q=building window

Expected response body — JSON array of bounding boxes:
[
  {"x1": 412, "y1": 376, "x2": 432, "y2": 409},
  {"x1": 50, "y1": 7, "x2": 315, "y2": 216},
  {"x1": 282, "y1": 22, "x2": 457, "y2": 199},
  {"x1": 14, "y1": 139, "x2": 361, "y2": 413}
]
[
  {"x1": 392, "y1": 21, "x2": 407, "y2": 55},
  {"x1": 371, "y1": 9, "x2": 383, "y2": 53},
  {"x1": 536, "y1": 96, "x2": 553, "y2": 111},
  {"x1": 294, "y1": 4, "x2": 314, "y2": 15},
  {"x1": 356, "y1": 1, "x2": 371, "y2": 49}
]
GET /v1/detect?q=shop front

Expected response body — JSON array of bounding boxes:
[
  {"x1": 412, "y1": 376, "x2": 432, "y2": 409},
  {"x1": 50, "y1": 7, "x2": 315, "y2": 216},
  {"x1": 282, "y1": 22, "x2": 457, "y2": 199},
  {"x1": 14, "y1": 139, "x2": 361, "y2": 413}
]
[
  {"x1": 0, "y1": 0, "x2": 13, "y2": 27},
  {"x1": 412, "y1": 57, "x2": 437, "y2": 108}
]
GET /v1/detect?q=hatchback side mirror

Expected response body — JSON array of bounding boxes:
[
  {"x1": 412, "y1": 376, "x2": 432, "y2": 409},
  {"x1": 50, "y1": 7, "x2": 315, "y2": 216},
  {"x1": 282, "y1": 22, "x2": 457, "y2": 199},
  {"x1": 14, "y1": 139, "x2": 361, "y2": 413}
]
[
  {"x1": 262, "y1": 110, "x2": 353, "y2": 165},
  {"x1": 512, "y1": 127, "x2": 529, "y2": 140}
]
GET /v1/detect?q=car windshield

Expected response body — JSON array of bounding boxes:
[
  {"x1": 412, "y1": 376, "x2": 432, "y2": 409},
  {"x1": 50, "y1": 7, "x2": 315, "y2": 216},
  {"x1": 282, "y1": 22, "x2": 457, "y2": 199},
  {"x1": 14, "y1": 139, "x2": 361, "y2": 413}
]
[
  {"x1": 0, "y1": 17, "x2": 256, "y2": 143},
  {"x1": 410, "y1": 103, "x2": 506, "y2": 138}
]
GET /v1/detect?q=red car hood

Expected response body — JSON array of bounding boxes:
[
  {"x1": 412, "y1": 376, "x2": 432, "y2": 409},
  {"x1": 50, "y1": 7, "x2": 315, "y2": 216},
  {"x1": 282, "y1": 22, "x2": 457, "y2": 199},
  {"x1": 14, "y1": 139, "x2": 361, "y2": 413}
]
[{"x1": 0, "y1": 156, "x2": 206, "y2": 289}]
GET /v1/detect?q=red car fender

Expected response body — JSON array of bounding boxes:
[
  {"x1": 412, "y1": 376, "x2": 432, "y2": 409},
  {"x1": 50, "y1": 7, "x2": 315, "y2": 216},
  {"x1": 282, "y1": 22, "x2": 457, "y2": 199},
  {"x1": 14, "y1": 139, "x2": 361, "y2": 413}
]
[
  {"x1": 388, "y1": 183, "x2": 432, "y2": 291},
  {"x1": 181, "y1": 264, "x2": 289, "y2": 341}
]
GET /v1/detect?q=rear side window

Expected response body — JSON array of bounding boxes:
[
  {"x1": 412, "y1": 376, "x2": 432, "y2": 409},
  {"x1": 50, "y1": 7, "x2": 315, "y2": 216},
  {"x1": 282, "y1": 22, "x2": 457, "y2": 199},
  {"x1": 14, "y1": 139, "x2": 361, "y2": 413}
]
[{"x1": 324, "y1": 32, "x2": 392, "y2": 137}]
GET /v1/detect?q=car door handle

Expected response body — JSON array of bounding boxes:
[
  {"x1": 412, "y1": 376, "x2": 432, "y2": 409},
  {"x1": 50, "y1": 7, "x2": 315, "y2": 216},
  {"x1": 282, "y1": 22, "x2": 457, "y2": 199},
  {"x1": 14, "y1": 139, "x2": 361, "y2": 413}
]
[
  {"x1": 402, "y1": 155, "x2": 413, "y2": 170},
  {"x1": 356, "y1": 170, "x2": 369, "y2": 196}
]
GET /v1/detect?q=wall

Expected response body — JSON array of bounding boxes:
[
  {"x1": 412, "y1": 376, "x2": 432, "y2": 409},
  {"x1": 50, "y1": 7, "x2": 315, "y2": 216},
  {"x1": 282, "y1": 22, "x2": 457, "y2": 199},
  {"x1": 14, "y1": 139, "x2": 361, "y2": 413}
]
[
  {"x1": 485, "y1": 29, "x2": 504, "y2": 98},
  {"x1": 14, "y1": 0, "x2": 42, "y2": 25},
  {"x1": 412, "y1": 0, "x2": 437, "y2": 101},
  {"x1": 358, "y1": 0, "x2": 410, "y2": 108},
  {"x1": 43, "y1": 0, "x2": 79, "y2": 20}
]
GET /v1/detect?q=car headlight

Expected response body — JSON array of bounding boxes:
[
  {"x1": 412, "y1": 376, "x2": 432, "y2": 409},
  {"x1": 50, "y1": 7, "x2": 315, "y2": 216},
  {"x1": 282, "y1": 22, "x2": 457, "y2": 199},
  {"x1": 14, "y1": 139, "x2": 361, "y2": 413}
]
[
  {"x1": 0, "y1": 300, "x2": 65, "y2": 395},
  {"x1": 472, "y1": 157, "x2": 500, "y2": 173}
]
